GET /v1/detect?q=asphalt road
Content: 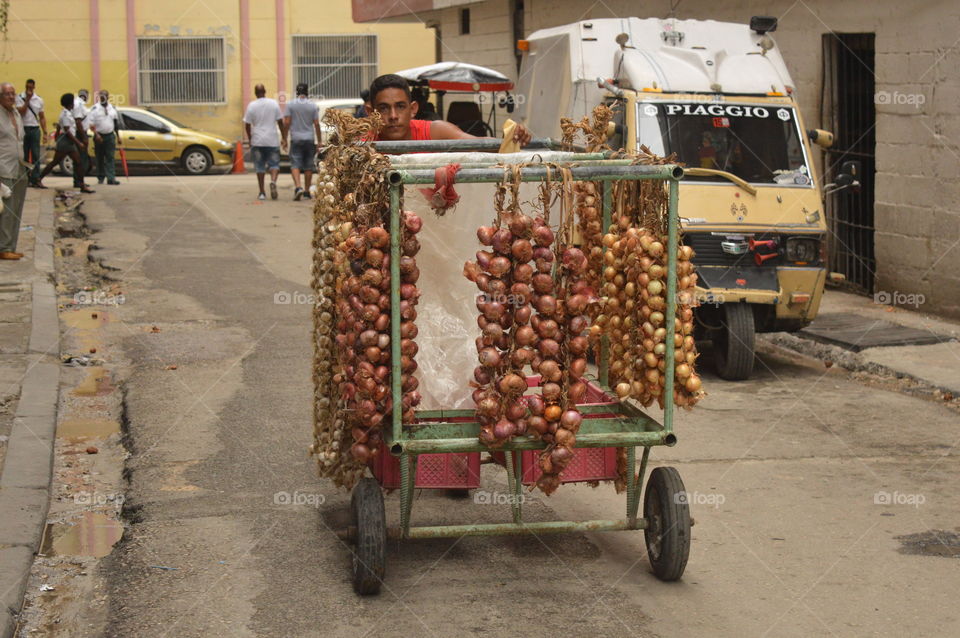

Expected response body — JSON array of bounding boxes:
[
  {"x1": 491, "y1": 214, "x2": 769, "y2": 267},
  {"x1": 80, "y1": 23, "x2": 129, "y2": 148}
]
[{"x1": 36, "y1": 173, "x2": 960, "y2": 637}]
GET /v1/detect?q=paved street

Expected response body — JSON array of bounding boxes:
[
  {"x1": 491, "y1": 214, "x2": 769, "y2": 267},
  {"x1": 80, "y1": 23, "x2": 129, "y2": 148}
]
[{"x1": 8, "y1": 174, "x2": 960, "y2": 637}]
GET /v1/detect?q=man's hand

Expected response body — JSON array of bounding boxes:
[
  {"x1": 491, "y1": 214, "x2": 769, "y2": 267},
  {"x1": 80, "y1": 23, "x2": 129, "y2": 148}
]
[
  {"x1": 512, "y1": 123, "x2": 533, "y2": 147},
  {"x1": 95, "y1": 133, "x2": 102, "y2": 144},
  {"x1": 281, "y1": 139, "x2": 288, "y2": 153}
]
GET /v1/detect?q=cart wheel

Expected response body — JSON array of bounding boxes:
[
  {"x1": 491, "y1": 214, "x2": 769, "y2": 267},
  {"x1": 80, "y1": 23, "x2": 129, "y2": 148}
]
[
  {"x1": 643, "y1": 467, "x2": 691, "y2": 581},
  {"x1": 350, "y1": 477, "x2": 386, "y2": 595},
  {"x1": 713, "y1": 302, "x2": 755, "y2": 380}
]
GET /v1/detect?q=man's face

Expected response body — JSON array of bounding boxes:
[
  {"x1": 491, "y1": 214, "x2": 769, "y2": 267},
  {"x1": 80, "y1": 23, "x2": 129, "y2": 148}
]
[
  {"x1": 99, "y1": 91, "x2": 109, "y2": 105},
  {"x1": 369, "y1": 88, "x2": 419, "y2": 140},
  {"x1": 25, "y1": 82, "x2": 34, "y2": 95},
  {"x1": 78, "y1": 91, "x2": 88, "y2": 103},
  {"x1": 0, "y1": 85, "x2": 15, "y2": 110}
]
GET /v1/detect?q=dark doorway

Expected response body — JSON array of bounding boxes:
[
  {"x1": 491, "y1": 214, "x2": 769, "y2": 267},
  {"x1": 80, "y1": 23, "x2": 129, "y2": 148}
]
[{"x1": 821, "y1": 33, "x2": 876, "y2": 293}]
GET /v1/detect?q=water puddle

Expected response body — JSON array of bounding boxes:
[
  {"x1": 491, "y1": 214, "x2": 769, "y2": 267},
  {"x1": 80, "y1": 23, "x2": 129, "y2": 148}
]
[
  {"x1": 57, "y1": 418, "x2": 120, "y2": 441},
  {"x1": 61, "y1": 309, "x2": 110, "y2": 332},
  {"x1": 71, "y1": 367, "x2": 114, "y2": 396},
  {"x1": 896, "y1": 530, "x2": 960, "y2": 558},
  {"x1": 41, "y1": 512, "x2": 124, "y2": 558}
]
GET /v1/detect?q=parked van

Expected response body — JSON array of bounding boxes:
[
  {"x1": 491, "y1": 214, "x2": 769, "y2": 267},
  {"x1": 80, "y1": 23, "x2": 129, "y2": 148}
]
[{"x1": 517, "y1": 16, "x2": 858, "y2": 379}]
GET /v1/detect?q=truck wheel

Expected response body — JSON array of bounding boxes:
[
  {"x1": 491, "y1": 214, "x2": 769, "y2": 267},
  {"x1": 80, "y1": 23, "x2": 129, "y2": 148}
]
[
  {"x1": 644, "y1": 466, "x2": 691, "y2": 581},
  {"x1": 350, "y1": 477, "x2": 386, "y2": 595},
  {"x1": 713, "y1": 302, "x2": 755, "y2": 380}
]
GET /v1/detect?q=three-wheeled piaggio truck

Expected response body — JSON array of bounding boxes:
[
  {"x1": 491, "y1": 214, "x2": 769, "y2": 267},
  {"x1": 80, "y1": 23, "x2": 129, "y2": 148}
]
[{"x1": 517, "y1": 16, "x2": 860, "y2": 379}]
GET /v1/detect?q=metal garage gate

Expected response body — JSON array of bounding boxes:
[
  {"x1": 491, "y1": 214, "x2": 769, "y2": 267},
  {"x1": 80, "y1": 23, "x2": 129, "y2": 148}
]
[{"x1": 822, "y1": 32, "x2": 876, "y2": 293}]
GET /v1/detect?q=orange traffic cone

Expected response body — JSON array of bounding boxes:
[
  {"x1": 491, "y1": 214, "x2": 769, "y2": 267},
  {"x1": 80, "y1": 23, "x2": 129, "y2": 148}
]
[{"x1": 231, "y1": 141, "x2": 245, "y2": 174}]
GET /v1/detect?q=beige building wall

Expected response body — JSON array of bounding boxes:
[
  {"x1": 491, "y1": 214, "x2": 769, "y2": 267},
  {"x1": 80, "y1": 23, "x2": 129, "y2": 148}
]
[
  {"x1": 423, "y1": 0, "x2": 960, "y2": 318},
  {"x1": 0, "y1": 0, "x2": 435, "y2": 141}
]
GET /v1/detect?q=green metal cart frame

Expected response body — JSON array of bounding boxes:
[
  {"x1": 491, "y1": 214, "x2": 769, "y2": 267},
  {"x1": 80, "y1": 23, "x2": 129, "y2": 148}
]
[{"x1": 339, "y1": 141, "x2": 693, "y2": 594}]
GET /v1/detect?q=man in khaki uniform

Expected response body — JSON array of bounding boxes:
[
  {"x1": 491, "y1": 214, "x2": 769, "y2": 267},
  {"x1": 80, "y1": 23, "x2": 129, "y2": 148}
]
[{"x1": 0, "y1": 82, "x2": 28, "y2": 259}]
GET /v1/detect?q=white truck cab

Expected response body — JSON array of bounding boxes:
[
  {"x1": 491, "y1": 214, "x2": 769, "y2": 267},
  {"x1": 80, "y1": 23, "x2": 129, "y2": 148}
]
[{"x1": 518, "y1": 16, "x2": 857, "y2": 380}]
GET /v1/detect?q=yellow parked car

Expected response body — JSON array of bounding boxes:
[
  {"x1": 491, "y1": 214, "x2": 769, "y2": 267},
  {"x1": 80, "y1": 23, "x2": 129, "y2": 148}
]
[{"x1": 46, "y1": 106, "x2": 235, "y2": 176}]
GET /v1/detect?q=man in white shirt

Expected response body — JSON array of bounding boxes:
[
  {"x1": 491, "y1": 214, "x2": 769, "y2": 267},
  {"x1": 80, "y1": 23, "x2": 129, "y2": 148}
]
[
  {"x1": 0, "y1": 83, "x2": 27, "y2": 260},
  {"x1": 242, "y1": 84, "x2": 287, "y2": 200},
  {"x1": 15, "y1": 78, "x2": 46, "y2": 187},
  {"x1": 88, "y1": 90, "x2": 122, "y2": 185},
  {"x1": 73, "y1": 89, "x2": 91, "y2": 179}
]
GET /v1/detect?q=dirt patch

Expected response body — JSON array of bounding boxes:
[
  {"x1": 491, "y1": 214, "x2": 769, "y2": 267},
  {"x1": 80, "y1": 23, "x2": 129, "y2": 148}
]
[{"x1": 896, "y1": 530, "x2": 960, "y2": 558}]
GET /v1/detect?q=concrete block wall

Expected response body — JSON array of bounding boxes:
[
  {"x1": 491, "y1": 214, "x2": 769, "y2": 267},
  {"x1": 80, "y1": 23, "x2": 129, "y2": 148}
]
[{"x1": 421, "y1": 0, "x2": 960, "y2": 318}]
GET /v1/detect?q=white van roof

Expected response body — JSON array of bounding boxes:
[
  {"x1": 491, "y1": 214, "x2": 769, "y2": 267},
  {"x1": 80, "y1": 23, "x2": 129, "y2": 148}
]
[{"x1": 523, "y1": 17, "x2": 794, "y2": 95}]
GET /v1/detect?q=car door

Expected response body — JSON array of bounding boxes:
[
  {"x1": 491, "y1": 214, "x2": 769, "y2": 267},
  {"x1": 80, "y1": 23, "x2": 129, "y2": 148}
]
[{"x1": 118, "y1": 110, "x2": 177, "y2": 162}]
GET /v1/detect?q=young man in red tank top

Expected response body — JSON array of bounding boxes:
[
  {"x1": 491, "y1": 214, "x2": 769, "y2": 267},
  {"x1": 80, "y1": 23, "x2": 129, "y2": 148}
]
[{"x1": 366, "y1": 74, "x2": 532, "y2": 145}]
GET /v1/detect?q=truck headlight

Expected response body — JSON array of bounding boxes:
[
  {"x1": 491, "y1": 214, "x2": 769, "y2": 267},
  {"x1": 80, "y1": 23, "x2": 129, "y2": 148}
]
[{"x1": 784, "y1": 237, "x2": 819, "y2": 263}]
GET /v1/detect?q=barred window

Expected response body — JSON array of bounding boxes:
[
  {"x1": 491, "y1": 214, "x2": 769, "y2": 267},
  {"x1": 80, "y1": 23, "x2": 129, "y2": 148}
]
[
  {"x1": 137, "y1": 37, "x2": 226, "y2": 104},
  {"x1": 292, "y1": 35, "x2": 378, "y2": 100}
]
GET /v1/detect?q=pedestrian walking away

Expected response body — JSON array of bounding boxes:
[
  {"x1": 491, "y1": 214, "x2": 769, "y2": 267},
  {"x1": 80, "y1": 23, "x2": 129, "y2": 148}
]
[
  {"x1": 15, "y1": 78, "x2": 46, "y2": 187},
  {"x1": 243, "y1": 84, "x2": 286, "y2": 201},
  {"x1": 73, "y1": 88, "x2": 91, "y2": 181},
  {"x1": 284, "y1": 83, "x2": 321, "y2": 201},
  {"x1": 36, "y1": 93, "x2": 94, "y2": 193},
  {"x1": 0, "y1": 82, "x2": 29, "y2": 260},
  {"x1": 88, "y1": 90, "x2": 122, "y2": 185}
]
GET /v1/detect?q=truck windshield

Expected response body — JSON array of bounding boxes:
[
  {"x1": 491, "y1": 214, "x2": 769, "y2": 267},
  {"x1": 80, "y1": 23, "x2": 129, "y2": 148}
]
[{"x1": 636, "y1": 102, "x2": 811, "y2": 186}]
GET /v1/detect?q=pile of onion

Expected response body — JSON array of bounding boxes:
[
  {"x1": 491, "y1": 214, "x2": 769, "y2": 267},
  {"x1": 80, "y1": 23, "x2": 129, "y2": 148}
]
[
  {"x1": 591, "y1": 218, "x2": 704, "y2": 408},
  {"x1": 309, "y1": 169, "x2": 366, "y2": 489},
  {"x1": 574, "y1": 181, "x2": 604, "y2": 308},
  {"x1": 333, "y1": 220, "x2": 395, "y2": 466},
  {"x1": 672, "y1": 242, "x2": 703, "y2": 409},
  {"x1": 534, "y1": 235, "x2": 592, "y2": 495},
  {"x1": 464, "y1": 210, "x2": 537, "y2": 446},
  {"x1": 398, "y1": 211, "x2": 423, "y2": 423}
]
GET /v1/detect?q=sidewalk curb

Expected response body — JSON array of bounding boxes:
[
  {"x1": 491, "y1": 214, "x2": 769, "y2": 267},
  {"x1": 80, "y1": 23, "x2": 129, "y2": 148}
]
[{"x1": 0, "y1": 191, "x2": 60, "y2": 638}]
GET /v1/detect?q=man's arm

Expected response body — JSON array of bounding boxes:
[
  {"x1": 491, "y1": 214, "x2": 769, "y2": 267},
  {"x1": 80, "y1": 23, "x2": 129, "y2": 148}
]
[
  {"x1": 244, "y1": 122, "x2": 252, "y2": 144},
  {"x1": 16, "y1": 96, "x2": 27, "y2": 116},
  {"x1": 278, "y1": 117, "x2": 288, "y2": 151},
  {"x1": 429, "y1": 120, "x2": 532, "y2": 145},
  {"x1": 39, "y1": 110, "x2": 47, "y2": 138},
  {"x1": 313, "y1": 120, "x2": 322, "y2": 146}
]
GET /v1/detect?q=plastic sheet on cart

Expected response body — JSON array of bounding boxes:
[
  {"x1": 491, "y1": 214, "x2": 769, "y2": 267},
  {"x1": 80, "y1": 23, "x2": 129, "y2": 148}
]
[{"x1": 408, "y1": 181, "x2": 542, "y2": 410}]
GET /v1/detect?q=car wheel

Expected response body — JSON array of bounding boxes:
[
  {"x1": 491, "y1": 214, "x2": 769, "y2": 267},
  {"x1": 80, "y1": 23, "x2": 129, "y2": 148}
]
[
  {"x1": 60, "y1": 154, "x2": 95, "y2": 177},
  {"x1": 181, "y1": 146, "x2": 212, "y2": 175}
]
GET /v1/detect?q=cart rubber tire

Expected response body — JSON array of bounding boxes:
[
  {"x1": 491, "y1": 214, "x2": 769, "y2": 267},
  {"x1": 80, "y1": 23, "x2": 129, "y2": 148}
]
[
  {"x1": 350, "y1": 477, "x2": 386, "y2": 595},
  {"x1": 643, "y1": 466, "x2": 691, "y2": 582},
  {"x1": 713, "y1": 302, "x2": 755, "y2": 380}
]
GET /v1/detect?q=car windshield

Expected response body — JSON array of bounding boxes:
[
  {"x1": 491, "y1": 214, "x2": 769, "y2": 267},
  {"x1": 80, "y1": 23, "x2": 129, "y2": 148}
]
[
  {"x1": 636, "y1": 102, "x2": 811, "y2": 186},
  {"x1": 145, "y1": 108, "x2": 187, "y2": 129}
]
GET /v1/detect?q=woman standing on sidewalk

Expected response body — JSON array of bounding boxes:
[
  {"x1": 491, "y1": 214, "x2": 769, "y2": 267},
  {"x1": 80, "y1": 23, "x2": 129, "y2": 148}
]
[{"x1": 35, "y1": 93, "x2": 94, "y2": 194}]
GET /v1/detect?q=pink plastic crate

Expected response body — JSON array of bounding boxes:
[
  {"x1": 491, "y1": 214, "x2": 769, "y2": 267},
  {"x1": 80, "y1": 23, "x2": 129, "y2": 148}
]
[
  {"x1": 520, "y1": 376, "x2": 621, "y2": 485},
  {"x1": 373, "y1": 450, "x2": 481, "y2": 489}
]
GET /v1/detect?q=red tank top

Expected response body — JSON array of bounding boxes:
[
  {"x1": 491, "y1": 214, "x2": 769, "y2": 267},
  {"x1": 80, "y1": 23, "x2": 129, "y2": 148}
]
[
  {"x1": 408, "y1": 119, "x2": 432, "y2": 140},
  {"x1": 370, "y1": 119, "x2": 432, "y2": 141}
]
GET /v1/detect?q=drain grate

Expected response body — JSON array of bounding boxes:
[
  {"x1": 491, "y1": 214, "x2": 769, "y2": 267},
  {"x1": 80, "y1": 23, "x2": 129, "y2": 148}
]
[{"x1": 798, "y1": 313, "x2": 950, "y2": 352}]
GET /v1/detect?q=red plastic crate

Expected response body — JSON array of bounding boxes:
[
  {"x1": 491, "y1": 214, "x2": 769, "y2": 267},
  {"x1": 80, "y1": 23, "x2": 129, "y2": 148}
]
[{"x1": 373, "y1": 450, "x2": 481, "y2": 489}]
